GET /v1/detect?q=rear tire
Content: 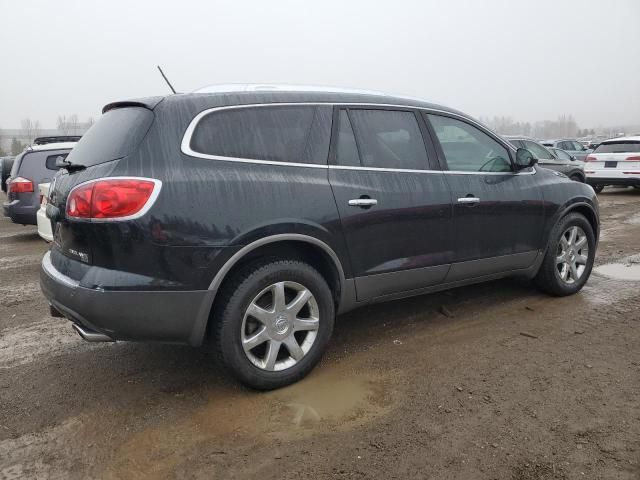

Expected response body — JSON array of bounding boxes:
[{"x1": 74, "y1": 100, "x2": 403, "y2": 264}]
[
  {"x1": 534, "y1": 213, "x2": 595, "y2": 296},
  {"x1": 212, "y1": 259, "x2": 335, "y2": 390},
  {"x1": 593, "y1": 184, "x2": 604, "y2": 193}
]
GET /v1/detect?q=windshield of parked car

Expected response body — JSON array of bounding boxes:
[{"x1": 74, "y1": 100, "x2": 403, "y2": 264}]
[{"x1": 594, "y1": 141, "x2": 640, "y2": 153}]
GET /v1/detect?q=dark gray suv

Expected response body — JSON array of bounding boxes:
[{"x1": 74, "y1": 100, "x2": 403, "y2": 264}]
[
  {"x1": 506, "y1": 137, "x2": 585, "y2": 182},
  {"x1": 3, "y1": 138, "x2": 78, "y2": 225},
  {"x1": 40, "y1": 86, "x2": 599, "y2": 390}
]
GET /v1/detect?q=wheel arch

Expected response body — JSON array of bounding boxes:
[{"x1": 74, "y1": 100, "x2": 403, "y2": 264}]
[{"x1": 189, "y1": 234, "x2": 348, "y2": 346}]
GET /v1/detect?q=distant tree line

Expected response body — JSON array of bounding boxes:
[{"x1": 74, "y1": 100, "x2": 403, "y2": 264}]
[{"x1": 479, "y1": 114, "x2": 600, "y2": 139}]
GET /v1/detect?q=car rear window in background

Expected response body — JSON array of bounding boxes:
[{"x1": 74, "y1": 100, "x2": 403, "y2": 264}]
[
  {"x1": 64, "y1": 107, "x2": 154, "y2": 167},
  {"x1": 45, "y1": 153, "x2": 69, "y2": 170},
  {"x1": 594, "y1": 141, "x2": 640, "y2": 153},
  {"x1": 348, "y1": 109, "x2": 429, "y2": 170},
  {"x1": 190, "y1": 105, "x2": 332, "y2": 164}
]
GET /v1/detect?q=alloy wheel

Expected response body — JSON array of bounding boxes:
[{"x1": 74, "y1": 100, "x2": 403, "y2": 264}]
[
  {"x1": 241, "y1": 281, "x2": 319, "y2": 371},
  {"x1": 555, "y1": 226, "x2": 589, "y2": 284}
]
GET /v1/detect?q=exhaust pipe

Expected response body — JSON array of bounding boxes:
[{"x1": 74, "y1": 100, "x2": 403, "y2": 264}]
[{"x1": 72, "y1": 323, "x2": 114, "y2": 343}]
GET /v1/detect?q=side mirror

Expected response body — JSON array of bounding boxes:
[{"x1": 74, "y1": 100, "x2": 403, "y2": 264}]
[
  {"x1": 515, "y1": 148, "x2": 537, "y2": 170},
  {"x1": 55, "y1": 156, "x2": 68, "y2": 168},
  {"x1": 570, "y1": 155, "x2": 577, "y2": 161}
]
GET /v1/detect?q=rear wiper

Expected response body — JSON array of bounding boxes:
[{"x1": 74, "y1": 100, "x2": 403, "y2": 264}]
[{"x1": 55, "y1": 156, "x2": 86, "y2": 172}]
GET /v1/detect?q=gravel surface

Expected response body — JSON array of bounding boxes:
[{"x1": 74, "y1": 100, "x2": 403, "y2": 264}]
[{"x1": 1, "y1": 187, "x2": 639, "y2": 479}]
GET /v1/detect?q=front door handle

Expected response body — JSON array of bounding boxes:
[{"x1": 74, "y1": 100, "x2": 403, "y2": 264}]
[
  {"x1": 457, "y1": 196, "x2": 480, "y2": 204},
  {"x1": 348, "y1": 198, "x2": 378, "y2": 207}
]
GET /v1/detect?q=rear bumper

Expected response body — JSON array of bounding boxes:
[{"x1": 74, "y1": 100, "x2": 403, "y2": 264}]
[
  {"x1": 586, "y1": 176, "x2": 640, "y2": 186},
  {"x1": 40, "y1": 251, "x2": 214, "y2": 345},
  {"x1": 36, "y1": 206, "x2": 53, "y2": 241},
  {"x1": 3, "y1": 200, "x2": 37, "y2": 225}
]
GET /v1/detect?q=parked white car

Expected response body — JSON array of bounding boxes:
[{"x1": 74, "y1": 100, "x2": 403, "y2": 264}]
[
  {"x1": 36, "y1": 182, "x2": 53, "y2": 241},
  {"x1": 584, "y1": 136, "x2": 640, "y2": 193}
]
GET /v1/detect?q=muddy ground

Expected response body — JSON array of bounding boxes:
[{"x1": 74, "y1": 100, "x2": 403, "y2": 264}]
[{"x1": 1, "y1": 188, "x2": 639, "y2": 480}]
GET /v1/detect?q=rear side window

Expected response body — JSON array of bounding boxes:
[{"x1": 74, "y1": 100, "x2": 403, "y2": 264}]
[
  {"x1": 190, "y1": 105, "x2": 331, "y2": 164},
  {"x1": 335, "y1": 110, "x2": 360, "y2": 167},
  {"x1": 65, "y1": 107, "x2": 154, "y2": 167},
  {"x1": 45, "y1": 153, "x2": 69, "y2": 170},
  {"x1": 347, "y1": 109, "x2": 429, "y2": 170},
  {"x1": 594, "y1": 141, "x2": 640, "y2": 153}
]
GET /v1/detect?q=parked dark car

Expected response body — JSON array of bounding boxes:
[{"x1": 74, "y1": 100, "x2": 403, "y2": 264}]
[
  {"x1": 40, "y1": 86, "x2": 599, "y2": 390},
  {"x1": 1, "y1": 156, "x2": 15, "y2": 193},
  {"x1": 506, "y1": 137, "x2": 585, "y2": 182},
  {"x1": 3, "y1": 138, "x2": 78, "y2": 225}
]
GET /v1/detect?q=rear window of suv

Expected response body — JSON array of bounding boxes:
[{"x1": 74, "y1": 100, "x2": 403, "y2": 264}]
[
  {"x1": 64, "y1": 107, "x2": 154, "y2": 167},
  {"x1": 189, "y1": 105, "x2": 331, "y2": 164},
  {"x1": 594, "y1": 141, "x2": 640, "y2": 153}
]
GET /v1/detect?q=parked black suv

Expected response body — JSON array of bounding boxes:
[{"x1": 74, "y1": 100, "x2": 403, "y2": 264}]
[{"x1": 40, "y1": 86, "x2": 599, "y2": 389}]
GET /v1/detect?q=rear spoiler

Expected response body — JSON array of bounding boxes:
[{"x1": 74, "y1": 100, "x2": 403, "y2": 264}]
[{"x1": 102, "y1": 96, "x2": 165, "y2": 114}]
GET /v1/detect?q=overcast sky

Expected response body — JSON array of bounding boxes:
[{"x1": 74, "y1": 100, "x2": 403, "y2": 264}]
[{"x1": 1, "y1": 0, "x2": 639, "y2": 129}]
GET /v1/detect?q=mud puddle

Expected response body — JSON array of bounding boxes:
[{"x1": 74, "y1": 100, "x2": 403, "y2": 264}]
[
  {"x1": 595, "y1": 263, "x2": 640, "y2": 281},
  {"x1": 103, "y1": 369, "x2": 390, "y2": 479}
]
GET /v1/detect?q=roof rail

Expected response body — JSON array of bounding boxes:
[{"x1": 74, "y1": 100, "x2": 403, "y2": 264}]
[{"x1": 33, "y1": 136, "x2": 81, "y2": 145}]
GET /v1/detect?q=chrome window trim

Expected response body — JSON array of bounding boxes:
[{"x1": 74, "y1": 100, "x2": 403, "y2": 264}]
[
  {"x1": 66, "y1": 176, "x2": 163, "y2": 222},
  {"x1": 180, "y1": 102, "x2": 531, "y2": 175}
]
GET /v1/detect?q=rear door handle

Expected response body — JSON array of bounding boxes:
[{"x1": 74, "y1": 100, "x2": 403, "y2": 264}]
[
  {"x1": 457, "y1": 197, "x2": 480, "y2": 204},
  {"x1": 348, "y1": 198, "x2": 378, "y2": 207}
]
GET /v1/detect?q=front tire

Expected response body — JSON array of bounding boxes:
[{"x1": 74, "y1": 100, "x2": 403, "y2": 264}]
[
  {"x1": 534, "y1": 213, "x2": 596, "y2": 296},
  {"x1": 213, "y1": 259, "x2": 335, "y2": 390},
  {"x1": 593, "y1": 184, "x2": 605, "y2": 193}
]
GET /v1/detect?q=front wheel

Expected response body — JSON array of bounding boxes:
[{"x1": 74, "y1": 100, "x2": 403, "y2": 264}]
[
  {"x1": 535, "y1": 213, "x2": 596, "y2": 296},
  {"x1": 213, "y1": 259, "x2": 335, "y2": 390},
  {"x1": 569, "y1": 174, "x2": 584, "y2": 183}
]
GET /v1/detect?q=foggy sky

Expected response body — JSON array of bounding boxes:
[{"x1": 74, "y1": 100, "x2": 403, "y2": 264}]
[{"x1": 1, "y1": 0, "x2": 639, "y2": 129}]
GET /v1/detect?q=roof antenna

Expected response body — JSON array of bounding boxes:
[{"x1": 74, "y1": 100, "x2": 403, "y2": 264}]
[{"x1": 157, "y1": 65, "x2": 177, "y2": 94}]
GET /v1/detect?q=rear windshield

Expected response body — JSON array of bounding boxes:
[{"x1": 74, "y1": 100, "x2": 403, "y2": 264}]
[
  {"x1": 64, "y1": 107, "x2": 154, "y2": 167},
  {"x1": 13, "y1": 149, "x2": 70, "y2": 179},
  {"x1": 594, "y1": 141, "x2": 640, "y2": 153}
]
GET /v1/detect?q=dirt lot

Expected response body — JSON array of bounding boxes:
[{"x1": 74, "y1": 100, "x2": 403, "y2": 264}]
[{"x1": 1, "y1": 188, "x2": 639, "y2": 480}]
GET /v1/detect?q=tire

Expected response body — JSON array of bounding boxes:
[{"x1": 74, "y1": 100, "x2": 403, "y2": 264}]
[
  {"x1": 633, "y1": 185, "x2": 640, "y2": 190},
  {"x1": 534, "y1": 213, "x2": 596, "y2": 296},
  {"x1": 593, "y1": 184, "x2": 604, "y2": 193},
  {"x1": 569, "y1": 174, "x2": 583, "y2": 183},
  {"x1": 213, "y1": 259, "x2": 335, "y2": 390}
]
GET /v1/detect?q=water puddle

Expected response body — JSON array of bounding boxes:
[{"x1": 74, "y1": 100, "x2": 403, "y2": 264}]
[
  {"x1": 595, "y1": 263, "x2": 640, "y2": 281},
  {"x1": 268, "y1": 370, "x2": 380, "y2": 427},
  {"x1": 103, "y1": 369, "x2": 390, "y2": 479}
]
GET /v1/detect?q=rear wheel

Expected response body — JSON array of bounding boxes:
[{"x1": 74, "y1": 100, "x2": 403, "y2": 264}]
[
  {"x1": 593, "y1": 184, "x2": 605, "y2": 193},
  {"x1": 213, "y1": 259, "x2": 335, "y2": 390},
  {"x1": 535, "y1": 213, "x2": 595, "y2": 296}
]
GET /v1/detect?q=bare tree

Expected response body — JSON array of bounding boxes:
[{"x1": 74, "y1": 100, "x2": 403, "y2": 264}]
[
  {"x1": 57, "y1": 115, "x2": 69, "y2": 135},
  {"x1": 87, "y1": 116, "x2": 95, "y2": 128},
  {"x1": 69, "y1": 114, "x2": 79, "y2": 135},
  {"x1": 21, "y1": 118, "x2": 35, "y2": 143}
]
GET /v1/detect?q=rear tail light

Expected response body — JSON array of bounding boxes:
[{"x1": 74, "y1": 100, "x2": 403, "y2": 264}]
[
  {"x1": 8, "y1": 177, "x2": 34, "y2": 193},
  {"x1": 626, "y1": 156, "x2": 640, "y2": 161},
  {"x1": 584, "y1": 155, "x2": 597, "y2": 162},
  {"x1": 66, "y1": 177, "x2": 161, "y2": 220}
]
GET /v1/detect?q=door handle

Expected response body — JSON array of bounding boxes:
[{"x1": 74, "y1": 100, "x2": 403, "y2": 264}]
[
  {"x1": 348, "y1": 198, "x2": 378, "y2": 207},
  {"x1": 457, "y1": 196, "x2": 480, "y2": 204}
]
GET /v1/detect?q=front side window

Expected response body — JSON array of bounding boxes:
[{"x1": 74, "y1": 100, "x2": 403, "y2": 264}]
[
  {"x1": 427, "y1": 114, "x2": 512, "y2": 172},
  {"x1": 347, "y1": 109, "x2": 429, "y2": 170},
  {"x1": 190, "y1": 105, "x2": 330, "y2": 164},
  {"x1": 522, "y1": 140, "x2": 554, "y2": 160}
]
